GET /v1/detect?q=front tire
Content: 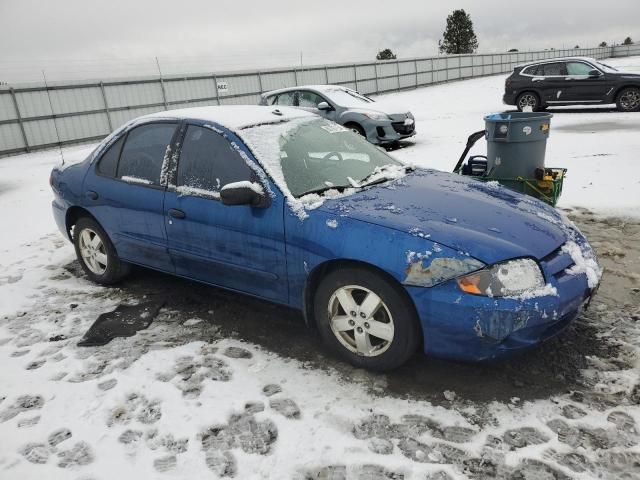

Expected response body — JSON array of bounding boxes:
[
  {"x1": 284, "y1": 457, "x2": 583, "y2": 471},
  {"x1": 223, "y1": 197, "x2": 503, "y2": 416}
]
[
  {"x1": 345, "y1": 122, "x2": 366, "y2": 137},
  {"x1": 313, "y1": 266, "x2": 420, "y2": 371},
  {"x1": 516, "y1": 92, "x2": 541, "y2": 112},
  {"x1": 616, "y1": 87, "x2": 640, "y2": 112},
  {"x1": 73, "y1": 217, "x2": 130, "y2": 285}
]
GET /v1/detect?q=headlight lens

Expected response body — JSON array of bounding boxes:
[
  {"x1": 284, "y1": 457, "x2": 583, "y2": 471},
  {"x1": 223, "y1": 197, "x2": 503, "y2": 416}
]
[
  {"x1": 456, "y1": 258, "x2": 544, "y2": 297},
  {"x1": 359, "y1": 111, "x2": 390, "y2": 121}
]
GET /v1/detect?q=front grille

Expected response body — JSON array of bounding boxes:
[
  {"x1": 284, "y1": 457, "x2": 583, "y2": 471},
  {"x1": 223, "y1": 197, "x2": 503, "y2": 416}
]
[
  {"x1": 540, "y1": 244, "x2": 575, "y2": 279},
  {"x1": 392, "y1": 122, "x2": 415, "y2": 135}
]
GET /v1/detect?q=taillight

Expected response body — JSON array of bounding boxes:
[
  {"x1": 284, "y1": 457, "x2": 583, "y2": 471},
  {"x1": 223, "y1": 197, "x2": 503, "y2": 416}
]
[{"x1": 505, "y1": 78, "x2": 512, "y2": 88}]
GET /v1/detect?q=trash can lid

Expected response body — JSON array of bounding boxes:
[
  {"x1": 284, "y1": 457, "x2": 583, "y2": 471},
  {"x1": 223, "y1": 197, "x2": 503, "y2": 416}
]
[{"x1": 485, "y1": 112, "x2": 553, "y2": 122}]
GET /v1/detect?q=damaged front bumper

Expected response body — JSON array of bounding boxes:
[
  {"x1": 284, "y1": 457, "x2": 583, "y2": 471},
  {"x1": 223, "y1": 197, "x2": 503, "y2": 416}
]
[{"x1": 406, "y1": 268, "x2": 596, "y2": 362}]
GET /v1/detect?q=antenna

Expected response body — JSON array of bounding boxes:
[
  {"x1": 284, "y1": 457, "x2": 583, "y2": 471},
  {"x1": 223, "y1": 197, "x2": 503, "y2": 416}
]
[{"x1": 42, "y1": 70, "x2": 65, "y2": 165}]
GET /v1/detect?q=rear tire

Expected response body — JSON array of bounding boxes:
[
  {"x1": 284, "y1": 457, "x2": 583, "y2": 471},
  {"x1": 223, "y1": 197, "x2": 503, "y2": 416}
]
[
  {"x1": 313, "y1": 266, "x2": 420, "y2": 371},
  {"x1": 516, "y1": 92, "x2": 541, "y2": 112},
  {"x1": 616, "y1": 87, "x2": 640, "y2": 112},
  {"x1": 73, "y1": 217, "x2": 130, "y2": 285}
]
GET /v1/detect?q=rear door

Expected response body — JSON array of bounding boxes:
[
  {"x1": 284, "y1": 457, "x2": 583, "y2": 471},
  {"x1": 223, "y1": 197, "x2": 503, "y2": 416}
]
[
  {"x1": 163, "y1": 124, "x2": 288, "y2": 302},
  {"x1": 83, "y1": 121, "x2": 178, "y2": 272},
  {"x1": 537, "y1": 62, "x2": 569, "y2": 104}
]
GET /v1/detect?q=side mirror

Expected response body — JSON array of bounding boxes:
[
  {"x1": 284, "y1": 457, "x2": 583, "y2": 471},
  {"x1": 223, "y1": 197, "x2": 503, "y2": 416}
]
[
  {"x1": 588, "y1": 69, "x2": 602, "y2": 77},
  {"x1": 317, "y1": 101, "x2": 332, "y2": 111},
  {"x1": 220, "y1": 181, "x2": 269, "y2": 208}
]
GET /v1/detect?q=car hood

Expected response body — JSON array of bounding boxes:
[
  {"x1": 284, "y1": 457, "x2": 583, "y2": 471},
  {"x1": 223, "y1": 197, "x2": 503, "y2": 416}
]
[
  {"x1": 610, "y1": 71, "x2": 640, "y2": 79},
  {"x1": 316, "y1": 169, "x2": 569, "y2": 265},
  {"x1": 359, "y1": 98, "x2": 413, "y2": 119}
]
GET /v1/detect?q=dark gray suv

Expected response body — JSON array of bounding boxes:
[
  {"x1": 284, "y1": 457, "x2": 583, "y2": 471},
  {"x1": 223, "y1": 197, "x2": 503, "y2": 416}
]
[{"x1": 503, "y1": 57, "x2": 640, "y2": 112}]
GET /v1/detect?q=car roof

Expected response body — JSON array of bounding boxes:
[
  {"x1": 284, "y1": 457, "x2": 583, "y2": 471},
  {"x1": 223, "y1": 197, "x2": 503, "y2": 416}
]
[
  {"x1": 139, "y1": 105, "x2": 316, "y2": 130},
  {"x1": 261, "y1": 84, "x2": 354, "y2": 97},
  {"x1": 516, "y1": 56, "x2": 600, "y2": 69}
]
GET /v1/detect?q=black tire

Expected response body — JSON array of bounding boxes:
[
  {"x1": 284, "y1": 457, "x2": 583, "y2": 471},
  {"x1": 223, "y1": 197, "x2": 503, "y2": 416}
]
[
  {"x1": 73, "y1": 217, "x2": 130, "y2": 285},
  {"x1": 313, "y1": 266, "x2": 420, "y2": 371},
  {"x1": 345, "y1": 122, "x2": 366, "y2": 137},
  {"x1": 616, "y1": 87, "x2": 640, "y2": 112},
  {"x1": 516, "y1": 92, "x2": 541, "y2": 112}
]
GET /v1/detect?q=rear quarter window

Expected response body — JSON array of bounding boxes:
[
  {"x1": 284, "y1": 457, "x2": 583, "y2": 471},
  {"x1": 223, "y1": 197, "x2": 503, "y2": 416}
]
[{"x1": 96, "y1": 136, "x2": 124, "y2": 177}]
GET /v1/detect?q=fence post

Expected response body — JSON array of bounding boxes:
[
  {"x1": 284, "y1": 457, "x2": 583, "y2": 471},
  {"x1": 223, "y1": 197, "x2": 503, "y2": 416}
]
[
  {"x1": 353, "y1": 64, "x2": 358, "y2": 91},
  {"x1": 374, "y1": 63, "x2": 380, "y2": 94},
  {"x1": 9, "y1": 88, "x2": 29, "y2": 153},
  {"x1": 396, "y1": 60, "x2": 401, "y2": 91},
  {"x1": 212, "y1": 74, "x2": 221, "y2": 105},
  {"x1": 324, "y1": 66, "x2": 329, "y2": 85},
  {"x1": 294, "y1": 68, "x2": 299, "y2": 86},
  {"x1": 414, "y1": 59, "x2": 419, "y2": 87},
  {"x1": 257, "y1": 71, "x2": 263, "y2": 94},
  {"x1": 99, "y1": 82, "x2": 113, "y2": 132}
]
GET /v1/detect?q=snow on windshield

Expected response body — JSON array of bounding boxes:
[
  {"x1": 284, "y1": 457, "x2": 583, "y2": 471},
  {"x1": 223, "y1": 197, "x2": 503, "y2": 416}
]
[
  {"x1": 323, "y1": 88, "x2": 374, "y2": 108},
  {"x1": 237, "y1": 117, "x2": 406, "y2": 220},
  {"x1": 596, "y1": 62, "x2": 618, "y2": 73}
]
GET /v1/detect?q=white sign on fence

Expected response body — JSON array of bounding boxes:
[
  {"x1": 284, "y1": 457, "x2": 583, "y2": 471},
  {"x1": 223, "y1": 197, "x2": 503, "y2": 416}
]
[{"x1": 217, "y1": 81, "x2": 229, "y2": 94}]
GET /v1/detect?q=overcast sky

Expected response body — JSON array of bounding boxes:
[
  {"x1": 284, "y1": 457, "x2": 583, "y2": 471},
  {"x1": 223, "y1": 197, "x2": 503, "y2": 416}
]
[{"x1": 1, "y1": 0, "x2": 638, "y2": 82}]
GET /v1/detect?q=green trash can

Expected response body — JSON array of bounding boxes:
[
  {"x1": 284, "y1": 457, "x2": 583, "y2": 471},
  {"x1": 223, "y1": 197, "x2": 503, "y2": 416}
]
[{"x1": 484, "y1": 112, "x2": 553, "y2": 179}]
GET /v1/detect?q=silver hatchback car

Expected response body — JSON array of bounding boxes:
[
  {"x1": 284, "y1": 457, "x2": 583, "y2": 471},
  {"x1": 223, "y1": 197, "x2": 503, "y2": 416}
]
[{"x1": 259, "y1": 85, "x2": 416, "y2": 146}]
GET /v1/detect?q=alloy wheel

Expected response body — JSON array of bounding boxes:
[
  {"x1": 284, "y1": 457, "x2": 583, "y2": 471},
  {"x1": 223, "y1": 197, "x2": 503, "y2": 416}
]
[
  {"x1": 518, "y1": 93, "x2": 538, "y2": 110},
  {"x1": 327, "y1": 285, "x2": 395, "y2": 357},
  {"x1": 620, "y1": 89, "x2": 640, "y2": 111},
  {"x1": 78, "y1": 228, "x2": 108, "y2": 275}
]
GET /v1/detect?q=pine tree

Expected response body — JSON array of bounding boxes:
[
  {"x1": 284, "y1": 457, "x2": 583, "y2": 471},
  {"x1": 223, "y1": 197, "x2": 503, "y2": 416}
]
[
  {"x1": 438, "y1": 9, "x2": 478, "y2": 55},
  {"x1": 376, "y1": 48, "x2": 397, "y2": 61},
  {"x1": 599, "y1": 41, "x2": 607, "y2": 47},
  {"x1": 623, "y1": 37, "x2": 633, "y2": 45}
]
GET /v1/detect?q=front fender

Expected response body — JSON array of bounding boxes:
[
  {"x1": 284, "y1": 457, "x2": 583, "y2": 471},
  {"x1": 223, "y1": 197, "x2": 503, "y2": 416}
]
[{"x1": 284, "y1": 210, "x2": 483, "y2": 309}]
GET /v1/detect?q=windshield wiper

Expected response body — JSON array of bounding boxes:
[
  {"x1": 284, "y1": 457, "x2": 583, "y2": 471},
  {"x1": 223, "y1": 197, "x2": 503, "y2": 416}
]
[
  {"x1": 356, "y1": 164, "x2": 415, "y2": 188},
  {"x1": 299, "y1": 184, "x2": 350, "y2": 197}
]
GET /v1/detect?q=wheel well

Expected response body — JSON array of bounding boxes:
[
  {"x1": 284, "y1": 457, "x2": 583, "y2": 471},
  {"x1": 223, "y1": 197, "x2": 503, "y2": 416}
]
[
  {"x1": 302, "y1": 259, "x2": 422, "y2": 335},
  {"x1": 65, "y1": 206, "x2": 97, "y2": 241},
  {"x1": 614, "y1": 85, "x2": 640, "y2": 100},
  {"x1": 344, "y1": 122, "x2": 365, "y2": 134}
]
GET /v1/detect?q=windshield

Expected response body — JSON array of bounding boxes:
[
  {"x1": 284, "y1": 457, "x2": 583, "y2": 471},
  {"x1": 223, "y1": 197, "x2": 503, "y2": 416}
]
[
  {"x1": 240, "y1": 118, "x2": 403, "y2": 198},
  {"x1": 596, "y1": 62, "x2": 618, "y2": 73},
  {"x1": 323, "y1": 88, "x2": 374, "y2": 108}
]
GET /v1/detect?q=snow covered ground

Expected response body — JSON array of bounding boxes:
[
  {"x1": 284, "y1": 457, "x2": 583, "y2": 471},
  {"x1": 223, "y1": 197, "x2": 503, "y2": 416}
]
[{"x1": 1, "y1": 57, "x2": 639, "y2": 480}]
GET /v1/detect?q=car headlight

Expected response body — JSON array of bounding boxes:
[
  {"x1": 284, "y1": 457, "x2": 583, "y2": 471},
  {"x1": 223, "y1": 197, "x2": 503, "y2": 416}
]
[
  {"x1": 358, "y1": 111, "x2": 390, "y2": 121},
  {"x1": 456, "y1": 258, "x2": 544, "y2": 297}
]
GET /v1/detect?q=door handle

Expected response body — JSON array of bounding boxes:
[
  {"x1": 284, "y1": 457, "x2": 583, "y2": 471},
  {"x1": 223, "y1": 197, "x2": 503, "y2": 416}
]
[
  {"x1": 168, "y1": 208, "x2": 186, "y2": 219},
  {"x1": 86, "y1": 190, "x2": 99, "y2": 200}
]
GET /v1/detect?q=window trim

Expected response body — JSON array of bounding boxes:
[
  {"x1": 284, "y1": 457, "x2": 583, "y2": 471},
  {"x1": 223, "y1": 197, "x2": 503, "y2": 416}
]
[
  {"x1": 519, "y1": 60, "x2": 601, "y2": 79},
  {"x1": 94, "y1": 120, "x2": 180, "y2": 191}
]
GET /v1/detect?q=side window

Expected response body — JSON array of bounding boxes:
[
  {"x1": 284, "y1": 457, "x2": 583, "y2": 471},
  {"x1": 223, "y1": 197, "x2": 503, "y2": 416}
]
[
  {"x1": 567, "y1": 62, "x2": 594, "y2": 76},
  {"x1": 117, "y1": 123, "x2": 177, "y2": 185},
  {"x1": 96, "y1": 136, "x2": 124, "y2": 177},
  {"x1": 266, "y1": 95, "x2": 278, "y2": 105},
  {"x1": 298, "y1": 91, "x2": 325, "y2": 108},
  {"x1": 274, "y1": 92, "x2": 296, "y2": 106},
  {"x1": 525, "y1": 65, "x2": 541, "y2": 76},
  {"x1": 176, "y1": 126, "x2": 253, "y2": 196},
  {"x1": 541, "y1": 63, "x2": 567, "y2": 76}
]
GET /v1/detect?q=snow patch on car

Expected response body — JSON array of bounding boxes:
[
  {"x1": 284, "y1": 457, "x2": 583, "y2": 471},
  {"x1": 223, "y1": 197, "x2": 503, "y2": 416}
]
[{"x1": 562, "y1": 241, "x2": 603, "y2": 289}]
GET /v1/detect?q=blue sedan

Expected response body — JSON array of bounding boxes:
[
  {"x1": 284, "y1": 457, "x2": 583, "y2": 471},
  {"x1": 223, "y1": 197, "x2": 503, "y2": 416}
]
[{"x1": 50, "y1": 106, "x2": 601, "y2": 371}]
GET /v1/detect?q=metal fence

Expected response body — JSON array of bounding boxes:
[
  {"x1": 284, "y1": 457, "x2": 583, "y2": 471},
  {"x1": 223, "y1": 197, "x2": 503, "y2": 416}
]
[{"x1": 1, "y1": 44, "x2": 639, "y2": 157}]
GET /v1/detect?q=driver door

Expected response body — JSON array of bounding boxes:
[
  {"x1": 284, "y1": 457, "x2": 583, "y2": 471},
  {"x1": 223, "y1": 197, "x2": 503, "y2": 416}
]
[
  {"x1": 297, "y1": 90, "x2": 338, "y2": 122},
  {"x1": 163, "y1": 124, "x2": 288, "y2": 302}
]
